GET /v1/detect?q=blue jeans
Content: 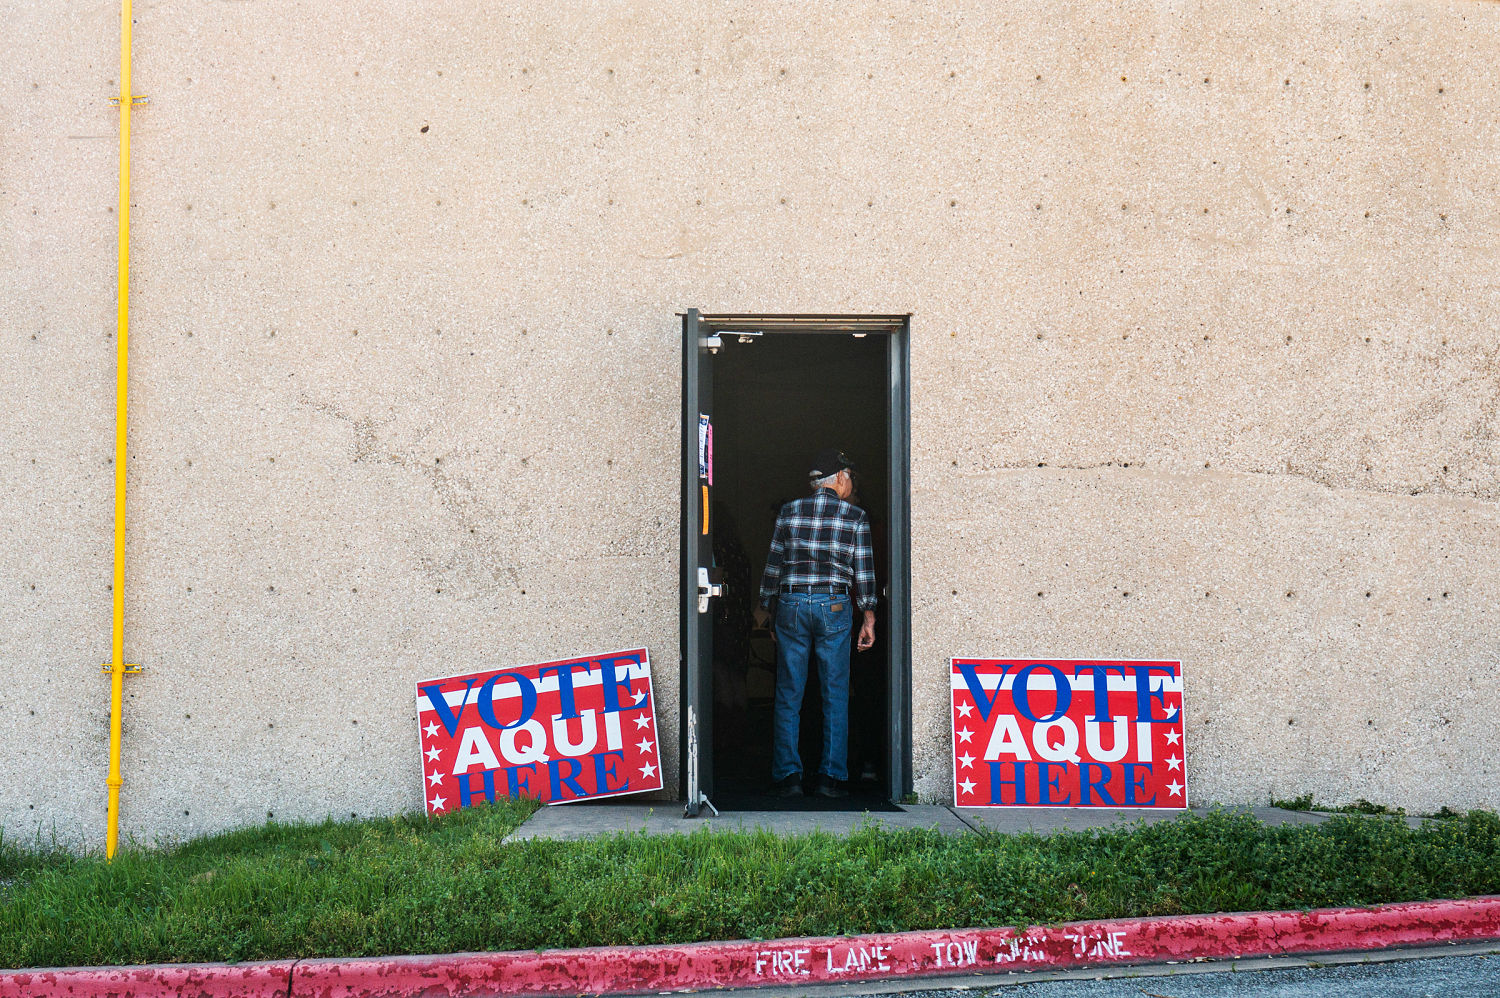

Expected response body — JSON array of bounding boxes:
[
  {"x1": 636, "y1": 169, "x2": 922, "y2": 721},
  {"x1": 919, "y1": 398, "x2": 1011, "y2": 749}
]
[{"x1": 771, "y1": 592, "x2": 852, "y2": 782}]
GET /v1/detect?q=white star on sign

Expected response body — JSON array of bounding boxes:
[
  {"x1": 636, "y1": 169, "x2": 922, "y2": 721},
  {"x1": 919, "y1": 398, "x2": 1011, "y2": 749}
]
[
  {"x1": 634, "y1": 714, "x2": 652, "y2": 730},
  {"x1": 958, "y1": 753, "x2": 976, "y2": 769},
  {"x1": 1167, "y1": 781, "x2": 1184, "y2": 797},
  {"x1": 632, "y1": 690, "x2": 648, "y2": 705},
  {"x1": 424, "y1": 746, "x2": 442, "y2": 763},
  {"x1": 640, "y1": 761, "x2": 657, "y2": 779},
  {"x1": 957, "y1": 727, "x2": 975, "y2": 744},
  {"x1": 427, "y1": 770, "x2": 444, "y2": 787},
  {"x1": 955, "y1": 702, "x2": 974, "y2": 718},
  {"x1": 429, "y1": 794, "x2": 447, "y2": 811},
  {"x1": 637, "y1": 738, "x2": 654, "y2": 754},
  {"x1": 1166, "y1": 755, "x2": 1182, "y2": 771},
  {"x1": 423, "y1": 721, "x2": 440, "y2": 738},
  {"x1": 1164, "y1": 728, "x2": 1181, "y2": 745},
  {"x1": 958, "y1": 779, "x2": 977, "y2": 796}
]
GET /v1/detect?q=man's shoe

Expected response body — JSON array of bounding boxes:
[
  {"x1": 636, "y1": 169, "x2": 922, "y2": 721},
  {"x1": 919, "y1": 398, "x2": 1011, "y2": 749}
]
[
  {"x1": 813, "y1": 776, "x2": 849, "y2": 799},
  {"x1": 769, "y1": 775, "x2": 804, "y2": 798}
]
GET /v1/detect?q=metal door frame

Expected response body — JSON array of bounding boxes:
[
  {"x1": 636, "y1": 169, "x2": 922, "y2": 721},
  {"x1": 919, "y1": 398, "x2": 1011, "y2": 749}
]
[
  {"x1": 885, "y1": 317, "x2": 913, "y2": 803},
  {"x1": 680, "y1": 312, "x2": 913, "y2": 809},
  {"x1": 679, "y1": 308, "x2": 711, "y2": 814}
]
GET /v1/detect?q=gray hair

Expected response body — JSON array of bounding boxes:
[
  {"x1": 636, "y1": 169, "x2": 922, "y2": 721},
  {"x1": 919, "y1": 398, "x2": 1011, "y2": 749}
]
[{"x1": 811, "y1": 473, "x2": 841, "y2": 489}]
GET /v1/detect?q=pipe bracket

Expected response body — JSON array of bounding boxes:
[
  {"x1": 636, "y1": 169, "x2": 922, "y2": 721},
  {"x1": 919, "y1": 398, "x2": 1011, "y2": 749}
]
[{"x1": 101, "y1": 664, "x2": 144, "y2": 674}]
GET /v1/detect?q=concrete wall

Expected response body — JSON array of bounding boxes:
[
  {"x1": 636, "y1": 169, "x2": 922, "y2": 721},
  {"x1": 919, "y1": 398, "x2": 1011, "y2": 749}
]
[{"x1": 2, "y1": 0, "x2": 1496, "y2": 847}]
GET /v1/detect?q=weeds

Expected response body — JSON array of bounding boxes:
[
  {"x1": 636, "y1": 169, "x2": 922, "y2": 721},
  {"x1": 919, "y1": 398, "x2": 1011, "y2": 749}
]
[
  {"x1": 1270, "y1": 793, "x2": 1315, "y2": 811},
  {"x1": 1271, "y1": 794, "x2": 1452, "y2": 817}
]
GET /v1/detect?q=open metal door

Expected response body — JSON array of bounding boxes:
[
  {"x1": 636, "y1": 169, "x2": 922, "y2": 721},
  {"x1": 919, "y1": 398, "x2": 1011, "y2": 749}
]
[
  {"x1": 887, "y1": 318, "x2": 913, "y2": 803},
  {"x1": 680, "y1": 309, "x2": 719, "y2": 816}
]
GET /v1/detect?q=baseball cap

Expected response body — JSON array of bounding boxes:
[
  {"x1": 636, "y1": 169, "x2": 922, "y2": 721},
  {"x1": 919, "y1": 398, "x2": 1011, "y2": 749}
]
[{"x1": 808, "y1": 448, "x2": 856, "y2": 481}]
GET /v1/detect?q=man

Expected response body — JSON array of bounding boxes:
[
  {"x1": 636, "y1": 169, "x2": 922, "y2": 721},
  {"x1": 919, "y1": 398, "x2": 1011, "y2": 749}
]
[{"x1": 753, "y1": 448, "x2": 877, "y2": 798}]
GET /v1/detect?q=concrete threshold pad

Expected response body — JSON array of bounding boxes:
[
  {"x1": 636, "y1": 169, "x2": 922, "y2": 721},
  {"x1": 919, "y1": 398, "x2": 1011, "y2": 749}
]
[
  {"x1": 6, "y1": 897, "x2": 1497, "y2": 998},
  {"x1": 950, "y1": 804, "x2": 1341, "y2": 834},
  {"x1": 506, "y1": 802, "x2": 969, "y2": 841},
  {"x1": 506, "y1": 801, "x2": 1420, "y2": 842}
]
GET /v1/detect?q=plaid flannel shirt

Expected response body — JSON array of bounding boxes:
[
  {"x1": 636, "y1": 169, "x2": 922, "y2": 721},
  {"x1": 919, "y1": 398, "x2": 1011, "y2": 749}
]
[{"x1": 758, "y1": 488, "x2": 877, "y2": 611}]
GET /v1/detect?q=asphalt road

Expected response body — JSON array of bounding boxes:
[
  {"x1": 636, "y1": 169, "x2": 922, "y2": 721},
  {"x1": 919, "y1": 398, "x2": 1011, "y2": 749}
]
[
  {"x1": 727, "y1": 948, "x2": 1500, "y2": 998},
  {"x1": 878, "y1": 951, "x2": 1499, "y2": 997}
]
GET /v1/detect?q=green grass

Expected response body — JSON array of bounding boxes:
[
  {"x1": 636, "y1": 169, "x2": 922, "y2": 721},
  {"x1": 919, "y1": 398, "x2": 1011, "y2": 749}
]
[{"x1": 2, "y1": 804, "x2": 1498, "y2": 969}]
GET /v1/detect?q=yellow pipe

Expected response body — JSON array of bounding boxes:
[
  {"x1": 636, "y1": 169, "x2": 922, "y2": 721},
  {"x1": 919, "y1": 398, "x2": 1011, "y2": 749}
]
[{"x1": 107, "y1": 0, "x2": 132, "y2": 861}]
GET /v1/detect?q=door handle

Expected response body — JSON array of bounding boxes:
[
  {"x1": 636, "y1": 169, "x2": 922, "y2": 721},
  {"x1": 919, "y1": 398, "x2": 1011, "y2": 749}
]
[{"x1": 697, "y1": 566, "x2": 724, "y2": 614}]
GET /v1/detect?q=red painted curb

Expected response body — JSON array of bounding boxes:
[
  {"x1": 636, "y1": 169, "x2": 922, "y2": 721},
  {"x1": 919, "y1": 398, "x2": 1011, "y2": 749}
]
[
  {"x1": 0, "y1": 960, "x2": 294, "y2": 998},
  {"x1": 7, "y1": 897, "x2": 1498, "y2": 998},
  {"x1": 290, "y1": 896, "x2": 1500, "y2": 997}
]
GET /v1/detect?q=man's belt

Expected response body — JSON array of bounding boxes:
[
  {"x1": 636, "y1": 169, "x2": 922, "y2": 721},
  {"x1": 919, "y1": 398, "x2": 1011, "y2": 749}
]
[{"x1": 779, "y1": 584, "x2": 848, "y2": 595}]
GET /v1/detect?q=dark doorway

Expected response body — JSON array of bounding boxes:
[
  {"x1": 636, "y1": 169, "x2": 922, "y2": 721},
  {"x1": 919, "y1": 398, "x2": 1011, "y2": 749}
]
[{"x1": 680, "y1": 313, "x2": 911, "y2": 814}]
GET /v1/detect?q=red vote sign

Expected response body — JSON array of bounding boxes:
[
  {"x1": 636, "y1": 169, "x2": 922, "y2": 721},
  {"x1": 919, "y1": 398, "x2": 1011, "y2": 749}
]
[
  {"x1": 416, "y1": 648, "x2": 663, "y2": 812},
  {"x1": 951, "y1": 658, "x2": 1186, "y2": 809}
]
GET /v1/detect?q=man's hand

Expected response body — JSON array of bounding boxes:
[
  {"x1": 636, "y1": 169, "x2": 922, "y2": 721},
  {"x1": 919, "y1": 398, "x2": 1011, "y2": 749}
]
[
  {"x1": 857, "y1": 610, "x2": 876, "y2": 652},
  {"x1": 753, "y1": 606, "x2": 773, "y2": 641}
]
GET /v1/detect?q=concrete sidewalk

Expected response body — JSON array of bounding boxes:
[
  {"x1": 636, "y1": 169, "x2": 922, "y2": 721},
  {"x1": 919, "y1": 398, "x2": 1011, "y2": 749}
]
[{"x1": 505, "y1": 802, "x2": 1404, "y2": 842}]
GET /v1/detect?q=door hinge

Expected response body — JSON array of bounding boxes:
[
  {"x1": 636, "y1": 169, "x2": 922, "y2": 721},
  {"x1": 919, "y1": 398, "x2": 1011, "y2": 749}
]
[{"x1": 696, "y1": 566, "x2": 724, "y2": 613}]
